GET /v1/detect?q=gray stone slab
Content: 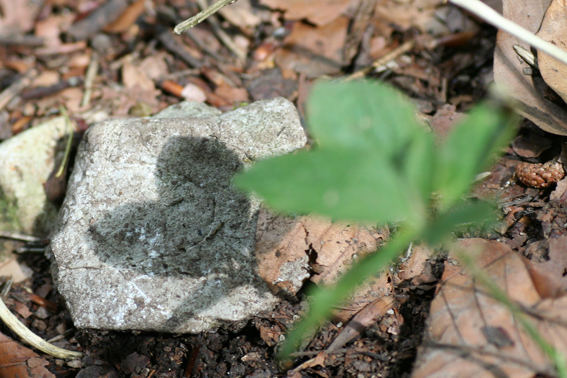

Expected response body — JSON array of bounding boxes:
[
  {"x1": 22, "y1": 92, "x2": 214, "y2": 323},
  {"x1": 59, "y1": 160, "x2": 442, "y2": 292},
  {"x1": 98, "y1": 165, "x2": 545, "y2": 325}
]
[{"x1": 49, "y1": 98, "x2": 306, "y2": 333}]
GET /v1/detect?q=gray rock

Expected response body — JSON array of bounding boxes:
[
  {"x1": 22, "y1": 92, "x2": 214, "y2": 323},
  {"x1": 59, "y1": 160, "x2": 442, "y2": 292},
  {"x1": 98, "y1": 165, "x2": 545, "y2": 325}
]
[
  {"x1": 0, "y1": 116, "x2": 69, "y2": 236},
  {"x1": 49, "y1": 98, "x2": 306, "y2": 333}
]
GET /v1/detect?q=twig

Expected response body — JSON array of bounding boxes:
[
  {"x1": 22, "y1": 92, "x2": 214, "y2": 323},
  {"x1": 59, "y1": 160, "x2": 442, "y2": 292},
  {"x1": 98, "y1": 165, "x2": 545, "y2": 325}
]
[
  {"x1": 0, "y1": 34, "x2": 44, "y2": 47},
  {"x1": 157, "y1": 29, "x2": 202, "y2": 68},
  {"x1": 0, "y1": 68, "x2": 37, "y2": 111},
  {"x1": 174, "y1": 0, "x2": 238, "y2": 34},
  {"x1": 81, "y1": 52, "x2": 99, "y2": 108},
  {"x1": 0, "y1": 231, "x2": 43, "y2": 243},
  {"x1": 345, "y1": 40, "x2": 415, "y2": 81},
  {"x1": 448, "y1": 0, "x2": 567, "y2": 66},
  {"x1": 0, "y1": 296, "x2": 82, "y2": 359},
  {"x1": 195, "y1": 0, "x2": 246, "y2": 61}
]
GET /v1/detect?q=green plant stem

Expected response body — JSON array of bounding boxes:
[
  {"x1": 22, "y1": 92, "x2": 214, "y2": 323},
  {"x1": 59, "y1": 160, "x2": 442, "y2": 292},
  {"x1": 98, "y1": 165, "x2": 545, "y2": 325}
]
[
  {"x1": 448, "y1": 0, "x2": 567, "y2": 66},
  {"x1": 174, "y1": 0, "x2": 238, "y2": 34},
  {"x1": 455, "y1": 248, "x2": 567, "y2": 378},
  {"x1": 278, "y1": 224, "x2": 421, "y2": 360}
]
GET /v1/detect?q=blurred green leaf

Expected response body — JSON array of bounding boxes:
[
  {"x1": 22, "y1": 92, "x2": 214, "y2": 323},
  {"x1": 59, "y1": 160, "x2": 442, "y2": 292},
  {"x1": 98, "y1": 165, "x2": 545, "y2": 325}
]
[
  {"x1": 233, "y1": 79, "x2": 518, "y2": 362},
  {"x1": 435, "y1": 102, "x2": 516, "y2": 209},
  {"x1": 402, "y1": 128, "x2": 436, "y2": 203},
  {"x1": 235, "y1": 148, "x2": 423, "y2": 224},
  {"x1": 307, "y1": 81, "x2": 424, "y2": 156},
  {"x1": 423, "y1": 200, "x2": 498, "y2": 246}
]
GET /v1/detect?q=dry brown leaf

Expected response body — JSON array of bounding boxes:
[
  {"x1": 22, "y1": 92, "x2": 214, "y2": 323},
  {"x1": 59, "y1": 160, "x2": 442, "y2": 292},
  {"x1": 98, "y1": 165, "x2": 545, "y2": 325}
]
[
  {"x1": 494, "y1": 0, "x2": 567, "y2": 135},
  {"x1": 122, "y1": 61, "x2": 156, "y2": 92},
  {"x1": 254, "y1": 208, "x2": 385, "y2": 296},
  {"x1": 536, "y1": 0, "x2": 567, "y2": 103},
  {"x1": 218, "y1": 0, "x2": 263, "y2": 29},
  {"x1": 0, "y1": 257, "x2": 33, "y2": 283},
  {"x1": 524, "y1": 235, "x2": 567, "y2": 298},
  {"x1": 0, "y1": 0, "x2": 42, "y2": 35},
  {"x1": 275, "y1": 17, "x2": 349, "y2": 78},
  {"x1": 413, "y1": 239, "x2": 567, "y2": 377},
  {"x1": 373, "y1": 0, "x2": 446, "y2": 34},
  {"x1": 214, "y1": 85, "x2": 249, "y2": 105},
  {"x1": 512, "y1": 131, "x2": 553, "y2": 158},
  {"x1": 138, "y1": 54, "x2": 169, "y2": 81},
  {"x1": 426, "y1": 104, "x2": 465, "y2": 141},
  {"x1": 254, "y1": 209, "x2": 391, "y2": 322},
  {"x1": 260, "y1": 0, "x2": 353, "y2": 26},
  {"x1": 0, "y1": 332, "x2": 54, "y2": 377},
  {"x1": 397, "y1": 244, "x2": 436, "y2": 285},
  {"x1": 34, "y1": 14, "x2": 74, "y2": 48}
]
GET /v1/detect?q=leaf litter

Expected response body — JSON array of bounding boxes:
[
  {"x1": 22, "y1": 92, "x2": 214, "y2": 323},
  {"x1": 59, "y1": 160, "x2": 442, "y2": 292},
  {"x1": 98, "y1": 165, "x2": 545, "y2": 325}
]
[{"x1": 0, "y1": 0, "x2": 567, "y2": 376}]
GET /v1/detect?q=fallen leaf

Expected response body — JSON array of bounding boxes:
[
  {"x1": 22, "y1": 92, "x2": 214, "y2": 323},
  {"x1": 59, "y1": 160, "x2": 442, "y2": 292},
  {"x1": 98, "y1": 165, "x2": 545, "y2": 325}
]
[
  {"x1": 373, "y1": 0, "x2": 443, "y2": 34},
  {"x1": 122, "y1": 61, "x2": 156, "y2": 93},
  {"x1": 275, "y1": 17, "x2": 349, "y2": 78},
  {"x1": 494, "y1": 0, "x2": 567, "y2": 135},
  {"x1": 0, "y1": 0, "x2": 42, "y2": 35},
  {"x1": 260, "y1": 0, "x2": 353, "y2": 26},
  {"x1": 426, "y1": 104, "x2": 465, "y2": 141},
  {"x1": 413, "y1": 238, "x2": 567, "y2": 377},
  {"x1": 0, "y1": 257, "x2": 33, "y2": 283},
  {"x1": 214, "y1": 84, "x2": 249, "y2": 105},
  {"x1": 511, "y1": 130, "x2": 553, "y2": 158},
  {"x1": 524, "y1": 235, "x2": 567, "y2": 298},
  {"x1": 218, "y1": 0, "x2": 263, "y2": 29},
  {"x1": 0, "y1": 332, "x2": 54, "y2": 378},
  {"x1": 139, "y1": 54, "x2": 169, "y2": 81},
  {"x1": 396, "y1": 244, "x2": 436, "y2": 285},
  {"x1": 255, "y1": 208, "x2": 385, "y2": 296},
  {"x1": 536, "y1": 0, "x2": 567, "y2": 103},
  {"x1": 246, "y1": 68, "x2": 297, "y2": 101}
]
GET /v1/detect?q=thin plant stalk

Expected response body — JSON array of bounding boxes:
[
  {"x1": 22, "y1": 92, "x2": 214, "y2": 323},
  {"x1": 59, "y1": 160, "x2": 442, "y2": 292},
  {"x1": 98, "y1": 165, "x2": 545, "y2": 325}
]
[
  {"x1": 279, "y1": 225, "x2": 421, "y2": 360},
  {"x1": 174, "y1": 0, "x2": 238, "y2": 34},
  {"x1": 448, "y1": 0, "x2": 567, "y2": 66}
]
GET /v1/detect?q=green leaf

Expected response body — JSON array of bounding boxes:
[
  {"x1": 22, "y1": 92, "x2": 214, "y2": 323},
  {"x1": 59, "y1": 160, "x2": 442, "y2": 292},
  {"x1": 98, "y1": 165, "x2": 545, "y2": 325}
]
[
  {"x1": 435, "y1": 102, "x2": 516, "y2": 209},
  {"x1": 402, "y1": 128, "x2": 436, "y2": 203},
  {"x1": 307, "y1": 80, "x2": 424, "y2": 156},
  {"x1": 423, "y1": 200, "x2": 497, "y2": 245},
  {"x1": 234, "y1": 148, "x2": 423, "y2": 224}
]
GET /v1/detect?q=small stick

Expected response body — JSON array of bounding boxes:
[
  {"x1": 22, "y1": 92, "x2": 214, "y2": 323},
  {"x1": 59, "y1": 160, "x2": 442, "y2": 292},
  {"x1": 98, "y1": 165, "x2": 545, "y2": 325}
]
[
  {"x1": 0, "y1": 35, "x2": 44, "y2": 47},
  {"x1": 345, "y1": 40, "x2": 415, "y2": 81},
  {"x1": 174, "y1": 0, "x2": 238, "y2": 34},
  {"x1": 0, "y1": 231, "x2": 43, "y2": 243},
  {"x1": 0, "y1": 68, "x2": 37, "y2": 111},
  {"x1": 81, "y1": 52, "x2": 99, "y2": 108},
  {"x1": 195, "y1": 0, "x2": 246, "y2": 61},
  {"x1": 448, "y1": 0, "x2": 567, "y2": 66},
  {"x1": 0, "y1": 296, "x2": 82, "y2": 359}
]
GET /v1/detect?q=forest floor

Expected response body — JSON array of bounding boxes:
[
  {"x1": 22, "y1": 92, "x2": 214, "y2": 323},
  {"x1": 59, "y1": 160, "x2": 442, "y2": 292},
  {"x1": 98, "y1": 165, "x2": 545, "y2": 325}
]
[{"x1": 0, "y1": 0, "x2": 566, "y2": 377}]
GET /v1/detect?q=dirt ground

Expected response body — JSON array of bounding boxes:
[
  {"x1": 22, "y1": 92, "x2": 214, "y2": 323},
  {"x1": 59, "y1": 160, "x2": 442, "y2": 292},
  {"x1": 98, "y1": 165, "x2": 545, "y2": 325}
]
[{"x1": 0, "y1": 0, "x2": 566, "y2": 377}]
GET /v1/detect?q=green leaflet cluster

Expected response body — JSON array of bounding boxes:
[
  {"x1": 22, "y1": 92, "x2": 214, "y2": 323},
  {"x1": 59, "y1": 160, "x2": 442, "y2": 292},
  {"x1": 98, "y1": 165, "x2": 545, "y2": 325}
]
[{"x1": 234, "y1": 80, "x2": 516, "y2": 359}]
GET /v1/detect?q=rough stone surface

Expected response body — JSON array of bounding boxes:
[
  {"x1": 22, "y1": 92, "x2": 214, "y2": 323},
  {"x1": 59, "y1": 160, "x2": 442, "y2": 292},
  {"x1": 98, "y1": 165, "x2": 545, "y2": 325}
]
[
  {"x1": 0, "y1": 116, "x2": 68, "y2": 235},
  {"x1": 49, "y1": 98, "x2": 306, "y2": 333}
]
